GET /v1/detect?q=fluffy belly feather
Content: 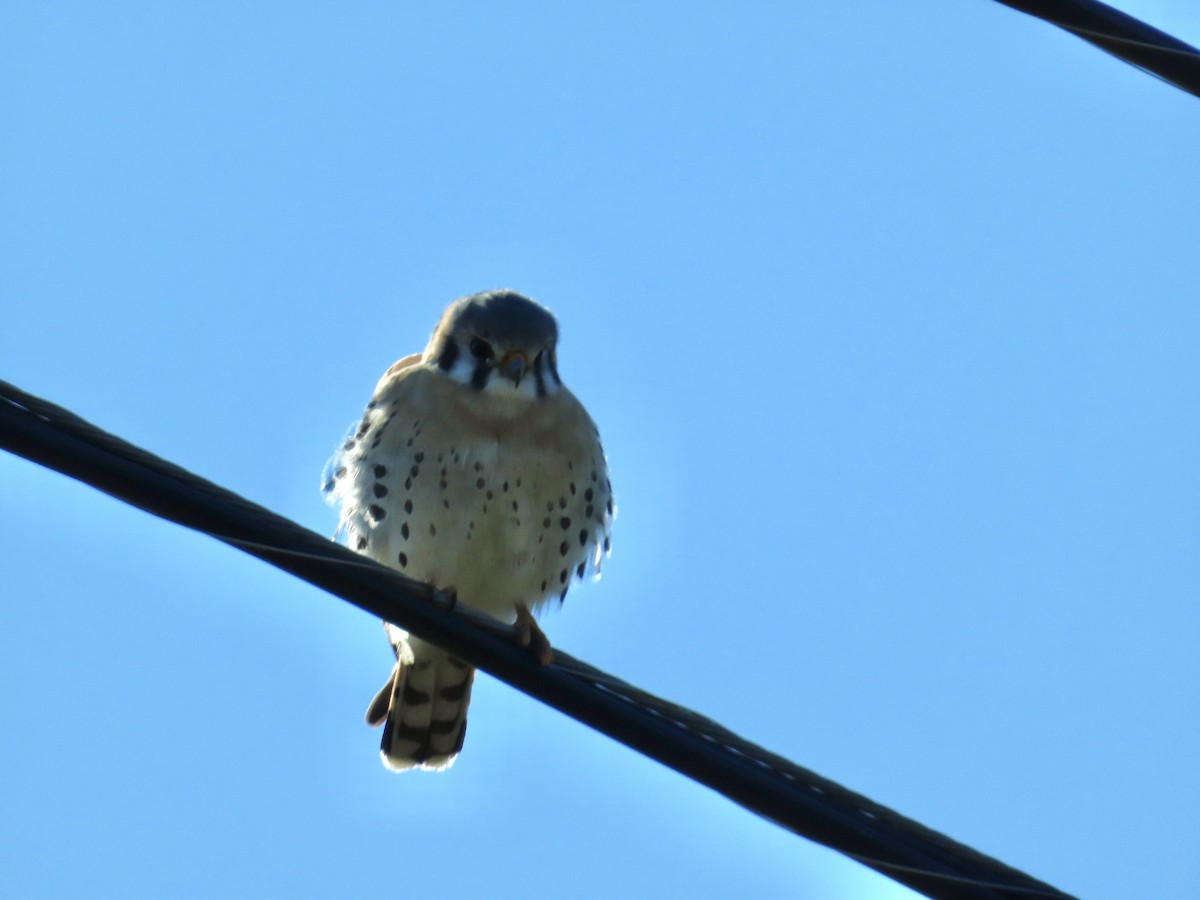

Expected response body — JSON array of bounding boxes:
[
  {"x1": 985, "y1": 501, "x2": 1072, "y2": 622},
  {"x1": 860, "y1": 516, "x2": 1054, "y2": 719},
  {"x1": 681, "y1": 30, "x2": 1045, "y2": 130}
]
[{"x1": 351, "y1": 404, "x2": 610, "y2": 621}]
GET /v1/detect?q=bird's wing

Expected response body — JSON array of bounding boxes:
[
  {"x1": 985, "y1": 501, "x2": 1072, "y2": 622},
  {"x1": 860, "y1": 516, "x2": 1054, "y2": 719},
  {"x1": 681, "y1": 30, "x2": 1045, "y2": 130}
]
[{"x1": 374, "y1": 353, "x2": 423, "y2": 395}]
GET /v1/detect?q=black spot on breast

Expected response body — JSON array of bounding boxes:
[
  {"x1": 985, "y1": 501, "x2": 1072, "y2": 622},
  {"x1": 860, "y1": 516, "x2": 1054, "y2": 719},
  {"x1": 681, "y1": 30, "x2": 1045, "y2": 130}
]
[
  {"x1": 584, "y1": 488, "x2": 594, "y2": 502},
  {"x1": 373, "y1": 483, "x2": 388, "y2": 498},
  {"x1": 540, "y1": 579, "x2": 548, "y2": 592},
  {"x1": 474, "y1": 461, "x2": 483, "y2": 472},
  {"x1": 569, "y1": 482, "x2": 576, "y2": 495},
  {"x1": 410, "y1": 465, "x2": 420, "y2": 478},
  {"x1": 542, "y1": 517, "x2": 551, "y2": 529},
  {"x1": 559, "y1": 568, "x2": 568, "y2": 585},
  {"x1": 401, "y1": 523, "x2": 410, "y2": 540},
  {"x1": 355, "y1": 536, "x2": 368, "y2": 551},
  {"x1": 560, "y1": 517, "x2": 571, "y2": 530},
  {"x1": 404, "y1": 499, "x2": 413, "y2": 514},
  {"x1": 603, "y1": 537, "x2": 611, "y2": 553},
  {"x1": 476, "y1": 477, "x2": 485, "y2": 489},
  {"x1": 414, "y1": 451, "x2": 424, "y2": 463},
  {"x1": 398, "y1": 552, "x2": 408, "y2": 567},
  {"x1": 576, "y1": 562, "x2": 586, "y2": 578},
  {"x1": 374, "y1": 465, "x2": 387, "y2": 478},
  {"x1": 579, "y1": 528, "x2": 588, "y2": 546},
  {"x1": 606, "y1": 498, "x2": 614, "y2": 515},
  {"x1": 368, "y1": 504, "x2": 386, "y2": 522},
  {"x1": 559, "y1": 540, "x2": 569, "y2": 557},
  {"x1": 558, "y1": 497, "x2": 567, "y2": 509},
  {"x1": 486, "y1": 490, "x2": 493, "y2": 500},
  {"x1": 429, "y1": 523, "x2": 437, "y2": 536},
  {"x1": 586, "y1": 504, "x2": 594, "y2": 518}
]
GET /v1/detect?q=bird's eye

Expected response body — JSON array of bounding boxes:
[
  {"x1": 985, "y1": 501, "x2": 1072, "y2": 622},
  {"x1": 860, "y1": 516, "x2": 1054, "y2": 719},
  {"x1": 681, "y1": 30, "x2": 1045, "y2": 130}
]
[{"x1": 469, "y1": 338, "x2": 494, "y2": 361}]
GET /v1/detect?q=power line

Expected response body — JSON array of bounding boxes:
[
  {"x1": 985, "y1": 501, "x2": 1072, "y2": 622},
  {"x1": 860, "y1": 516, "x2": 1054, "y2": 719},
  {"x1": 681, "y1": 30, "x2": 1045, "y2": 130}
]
[
  {"x1": 0, "y1": 379, "x2": 1074, "y2": 900},
  {"x1": 992, "y1": 0, "x2": 1200, "y2": 98}
]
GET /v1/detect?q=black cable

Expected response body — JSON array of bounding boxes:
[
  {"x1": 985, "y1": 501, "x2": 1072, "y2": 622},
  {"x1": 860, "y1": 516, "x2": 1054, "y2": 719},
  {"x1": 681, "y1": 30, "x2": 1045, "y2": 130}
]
[
  {"x1": 992, "y1": 0, "x2": 1200, "y2": 98},
  {"x1": 0, "y1": 379, "x2": 1074, "y2": 900}
]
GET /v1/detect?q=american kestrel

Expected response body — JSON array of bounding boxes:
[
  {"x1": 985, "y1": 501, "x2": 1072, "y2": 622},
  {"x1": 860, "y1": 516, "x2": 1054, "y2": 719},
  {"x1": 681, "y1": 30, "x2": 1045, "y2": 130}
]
[{"x1": 323, "y1": 290, "x2": 613, "y2": 771}]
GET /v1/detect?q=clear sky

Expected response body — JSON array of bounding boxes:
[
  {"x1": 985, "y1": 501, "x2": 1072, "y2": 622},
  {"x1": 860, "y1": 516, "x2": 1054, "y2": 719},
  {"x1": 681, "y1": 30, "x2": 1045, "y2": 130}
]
[{"x1": 2, "y1": 4, "x2": 1197, "y2": 899}]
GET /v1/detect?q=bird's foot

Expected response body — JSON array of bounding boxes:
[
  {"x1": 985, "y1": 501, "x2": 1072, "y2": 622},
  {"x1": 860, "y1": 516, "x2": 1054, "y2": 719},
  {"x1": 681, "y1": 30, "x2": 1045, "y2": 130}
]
[
  {"x1": 432, "y1": 585, "x2": 458, "y2": 610},
  {"x1": 514, "y1": 603, "x2": 554, "y2": 665}
]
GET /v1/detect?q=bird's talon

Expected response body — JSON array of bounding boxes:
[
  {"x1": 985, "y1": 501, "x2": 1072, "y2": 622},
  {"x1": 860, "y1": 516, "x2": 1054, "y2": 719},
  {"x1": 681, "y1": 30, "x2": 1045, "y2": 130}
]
[
  {"x1": 433, "y1": 586, "x2": 459, "y2": 610},
  {"x1": 514, "y1": 603, "x2": 554, "y2": 666}
]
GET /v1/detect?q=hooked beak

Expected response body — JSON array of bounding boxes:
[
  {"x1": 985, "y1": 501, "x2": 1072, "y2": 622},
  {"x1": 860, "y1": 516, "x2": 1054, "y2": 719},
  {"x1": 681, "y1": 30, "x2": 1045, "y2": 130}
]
[{"x1": 499, "y1": 352, "x2": 527, "y2": 386}]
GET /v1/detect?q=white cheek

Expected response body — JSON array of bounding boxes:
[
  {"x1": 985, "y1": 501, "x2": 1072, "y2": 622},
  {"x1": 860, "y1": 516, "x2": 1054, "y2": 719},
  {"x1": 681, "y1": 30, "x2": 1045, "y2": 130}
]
[{"x1": 447, "y1": 355, "x2": 477, "y2": 385}]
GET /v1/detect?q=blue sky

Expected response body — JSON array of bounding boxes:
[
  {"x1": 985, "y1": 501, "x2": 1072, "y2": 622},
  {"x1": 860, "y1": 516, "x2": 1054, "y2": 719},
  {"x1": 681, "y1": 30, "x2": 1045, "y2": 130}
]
[{"x1": 2, "y1": 4, "x2": 1197, "y2": 898}]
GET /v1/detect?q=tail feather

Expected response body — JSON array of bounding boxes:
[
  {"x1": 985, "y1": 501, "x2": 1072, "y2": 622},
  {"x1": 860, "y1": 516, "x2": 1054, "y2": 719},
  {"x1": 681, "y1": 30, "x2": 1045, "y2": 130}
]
[
  {"x1": 369, "y1": 637, "x2": 474, "y2": 772},
  {"x1": 364, "y1": 669, "x2": 394, "y2": 728}
]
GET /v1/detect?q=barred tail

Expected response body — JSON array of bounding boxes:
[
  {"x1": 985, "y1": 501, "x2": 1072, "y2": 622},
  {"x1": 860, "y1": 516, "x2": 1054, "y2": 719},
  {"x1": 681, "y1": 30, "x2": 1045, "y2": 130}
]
[{"x1": 366, "y1": 636, "x2": 474, "y2": 772}]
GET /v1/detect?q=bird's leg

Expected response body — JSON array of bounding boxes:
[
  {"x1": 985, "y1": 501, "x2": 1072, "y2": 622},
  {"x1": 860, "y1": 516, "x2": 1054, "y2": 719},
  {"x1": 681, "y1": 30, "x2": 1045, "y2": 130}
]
[{"x1": 514, "y1": 603, "x2": 554, "y2": 665}]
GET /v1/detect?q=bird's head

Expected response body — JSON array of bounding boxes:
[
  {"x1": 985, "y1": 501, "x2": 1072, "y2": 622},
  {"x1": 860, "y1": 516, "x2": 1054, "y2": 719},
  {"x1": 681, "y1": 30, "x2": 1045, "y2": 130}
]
[{"x1": 424, "y1": 290, "x2": 563, "y2": 402}]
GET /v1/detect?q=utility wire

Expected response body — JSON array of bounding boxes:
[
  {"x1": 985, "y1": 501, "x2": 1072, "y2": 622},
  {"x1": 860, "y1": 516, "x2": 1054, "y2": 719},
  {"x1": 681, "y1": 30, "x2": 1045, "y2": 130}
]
[
  {"x1": 0, "y1": 379, "x2": 1074, "y2": 900},
  {"x1": 992, "y1": 0, "x2": 1200, "y2": 98}
]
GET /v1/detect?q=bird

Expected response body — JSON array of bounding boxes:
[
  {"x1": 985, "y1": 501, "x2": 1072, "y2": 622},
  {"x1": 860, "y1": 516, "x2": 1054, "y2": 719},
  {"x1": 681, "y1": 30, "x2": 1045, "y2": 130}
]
[{"x1": 323, "y1": 290, "x2": 613, "y2": 771}]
